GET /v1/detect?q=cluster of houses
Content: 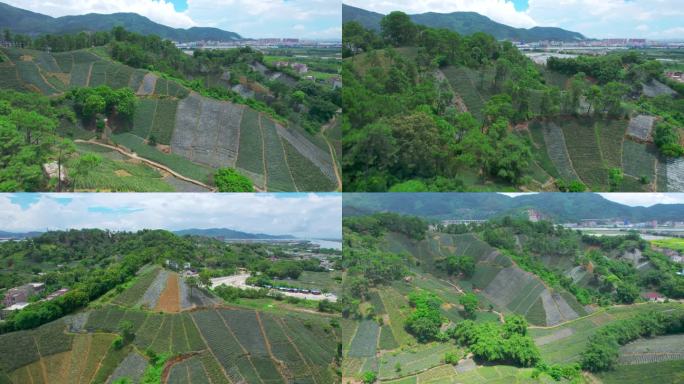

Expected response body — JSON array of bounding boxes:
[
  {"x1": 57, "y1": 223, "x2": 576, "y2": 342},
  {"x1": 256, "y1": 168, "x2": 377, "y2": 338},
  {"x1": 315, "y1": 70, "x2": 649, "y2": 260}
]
[
  {"x1": 165, "y1": 259, "x2": 199, "y2": 278},
  {"x1": 274, "y1": 61, "x2": 309, "y2": 74},
  {"x1": 1, "y1": 282, "x2": 69, "y2": 319},
  {"x1": 666, "y1": 71, "x2": 684, "y2": 84}
]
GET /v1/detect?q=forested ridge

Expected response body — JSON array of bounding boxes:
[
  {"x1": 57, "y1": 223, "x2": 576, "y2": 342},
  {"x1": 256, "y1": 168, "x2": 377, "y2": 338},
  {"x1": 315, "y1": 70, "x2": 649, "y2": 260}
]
[{"x1": 342, "y1": 12, "x2": 684, "y2": 192}]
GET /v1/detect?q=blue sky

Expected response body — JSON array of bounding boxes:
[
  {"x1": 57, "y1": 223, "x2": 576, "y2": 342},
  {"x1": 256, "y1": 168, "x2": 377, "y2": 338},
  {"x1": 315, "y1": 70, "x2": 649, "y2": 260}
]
[
  {"x1": 344, "y1": 0, "x2": 684, "y2": 39},
  {"x1": 7, "y1": 0, "x2": 342, "y2": 39},
  {"x1": 512, "y1": 0, "x2": 528, "y2": 11},
  {"x1": 0, "y1": 193, "x2": 342, "y2": 239},
  {"x1": 169, "y1": 0, "x2": 189, "y2": 12}
]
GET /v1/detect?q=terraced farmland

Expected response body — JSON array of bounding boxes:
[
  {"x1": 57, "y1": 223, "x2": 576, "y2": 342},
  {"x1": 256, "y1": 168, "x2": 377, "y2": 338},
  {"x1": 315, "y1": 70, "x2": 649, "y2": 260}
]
[
  {"x1": 0, "y1": 267, "x2": 338, "y2": 384},
  {"x1": 0, "y1": 47, "x2": 339, "y2": 191},
  {"x1": 524, "y1": 117, "x2": 666, "y2": 191},
  {"x1": 383, "y1": 231, "x2": 585, "y2": 326},
  {"x1": 617, "y1": 334, "x2": 684, "y2": 365}
]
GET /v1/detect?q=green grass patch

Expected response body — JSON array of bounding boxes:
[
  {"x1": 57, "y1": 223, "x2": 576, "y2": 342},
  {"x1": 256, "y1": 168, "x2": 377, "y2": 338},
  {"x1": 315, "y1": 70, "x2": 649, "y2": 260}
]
[
  {"x1": 131, "y1": 98, "x2": 158, "y2": 139},
  {"x1": 149, "y1": 98, "x2": 178, "y2": 145},
  {"x1": 112, "y1": 133, "x2": 214, "y2": 184}
]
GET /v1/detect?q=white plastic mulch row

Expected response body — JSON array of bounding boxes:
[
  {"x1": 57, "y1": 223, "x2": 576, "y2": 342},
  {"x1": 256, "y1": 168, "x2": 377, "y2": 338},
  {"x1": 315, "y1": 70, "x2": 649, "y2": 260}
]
[
  {"x1": 274, "y1": 123, "x2": 337, "y2": 182},
  {"x1": 137, "y1": 269, "x2": 168, "y2": 309},
  {"x1": 666, "y1": 157, "x2": 684, "y2": 192},
  {"x1": 105, "y1": 352, "x2": 148, "y2": 384}
]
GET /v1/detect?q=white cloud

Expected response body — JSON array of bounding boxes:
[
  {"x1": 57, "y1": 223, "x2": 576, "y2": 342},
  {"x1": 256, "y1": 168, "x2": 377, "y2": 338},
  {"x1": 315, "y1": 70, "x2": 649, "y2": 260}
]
[
  {"x1": 6, "y1": 0, "x2": 341, "y2": 38},
  {"x1": 346, "y1": 0, "x2": 684, "y2": 39},
  {"x1": 186, "y1": 0, "x2": 341, "y2": 38},
  {"x1": 0, "y1": 193, "x2": 342, "y2": 239},
  {"x1": 344, "y1": 0, "x2": 537, "y2": 28},
  {"x1": 598, "y1": 193, "x2": 684, "y2": 207},
  {"x1": 5, "y1": 0, "x2": 196, "y2": 28},
  {"x1": 526, "y1": 0, "x2": 684, "y2": 38}
]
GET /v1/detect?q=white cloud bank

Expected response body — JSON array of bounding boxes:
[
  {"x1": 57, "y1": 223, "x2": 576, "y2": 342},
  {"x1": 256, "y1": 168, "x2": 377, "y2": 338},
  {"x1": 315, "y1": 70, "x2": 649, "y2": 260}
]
[
  {"x1": 5, "y1": 0, "x2": 342, "y2": 38},
  {"x1": 0, "y1": 193, "x2": 342, "y2": 239}
]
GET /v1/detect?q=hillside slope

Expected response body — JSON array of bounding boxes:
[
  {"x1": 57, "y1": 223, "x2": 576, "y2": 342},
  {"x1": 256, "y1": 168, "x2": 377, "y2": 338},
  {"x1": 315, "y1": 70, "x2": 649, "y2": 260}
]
[
  {"x1": 342, "y1": 4, "x2": 585, "y2": 42},
  {"x1": 0, "y1": 47, "x2": 338, "y2": 192},
  {"x1": 0, "y1": 2, "x2": 241, "y2": 42},
  {"x1": 383, "y1": 231, "x2": 586, "y2": 327}
]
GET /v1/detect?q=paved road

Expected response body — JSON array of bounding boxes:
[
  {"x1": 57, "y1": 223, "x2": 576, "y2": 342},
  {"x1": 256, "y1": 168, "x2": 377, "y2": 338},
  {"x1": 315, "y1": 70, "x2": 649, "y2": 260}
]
[{"x1": 210, "y1": 273, "x2": 337, "y2": 302}]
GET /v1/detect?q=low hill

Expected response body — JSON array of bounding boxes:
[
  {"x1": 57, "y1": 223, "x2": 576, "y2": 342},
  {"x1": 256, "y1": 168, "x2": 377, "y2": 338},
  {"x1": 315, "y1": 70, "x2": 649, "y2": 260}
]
[
  {"x1": 174, "y1": 228, "x2": 295, "y2": 239},
  {"x1": 0, "y1": 47, "x2": 338, "y2": 192},
  {"x1": 0, "y1": 2, "x2": 241, "y2": 42},
  {"x1": 342, "y1": 4, "x2": 585, "y2": 42}
]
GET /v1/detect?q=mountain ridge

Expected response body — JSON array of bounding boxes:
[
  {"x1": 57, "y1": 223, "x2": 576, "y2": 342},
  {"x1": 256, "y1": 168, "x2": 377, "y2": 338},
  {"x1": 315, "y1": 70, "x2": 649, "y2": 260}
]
[
  {"x1": 342, "y1": 3, "x2": 585, "y2": 42},
  {"x1": 0, "y1": 2, "x2": 241, "y2": 42},
  {"x1": 173, "y1": 228, "x2": 296, "y2": 239},
  {"x1": 343, "y1": 193, "x2": 684, "y2": 222}
]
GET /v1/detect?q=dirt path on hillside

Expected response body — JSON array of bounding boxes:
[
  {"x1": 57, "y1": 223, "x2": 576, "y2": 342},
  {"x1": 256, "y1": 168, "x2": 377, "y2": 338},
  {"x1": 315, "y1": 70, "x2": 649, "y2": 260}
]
[
  {"x1": 74, "y1": 139, "x2": 215, "y2": 191},
  {"x1": 256, "y1": 312, "x2": 290, "y2": 382},
  {"x1": 321, "y1": 116, "x2": 343, "y2": 191},
  {"x1": 156, "y1": 272, "x2": 181, "y2": 313},
  {"x1": 276, "y1": 317, "x2": 319, "y2": 384},
  {"x1": 161, "y1": 352, "x2": 201, "y2": 384}
]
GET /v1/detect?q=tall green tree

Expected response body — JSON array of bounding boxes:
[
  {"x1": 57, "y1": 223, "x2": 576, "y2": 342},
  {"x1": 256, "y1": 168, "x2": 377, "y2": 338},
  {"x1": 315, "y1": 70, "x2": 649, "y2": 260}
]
[{"x1": 380, "y1": 12, "x2": 416, "y2": 46}]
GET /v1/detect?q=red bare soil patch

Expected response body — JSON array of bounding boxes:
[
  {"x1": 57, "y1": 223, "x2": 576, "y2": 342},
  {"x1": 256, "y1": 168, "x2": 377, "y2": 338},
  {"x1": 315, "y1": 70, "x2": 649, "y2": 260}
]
[{"x1": 155, "y1": 273, "x2": 180, "y2": 313}]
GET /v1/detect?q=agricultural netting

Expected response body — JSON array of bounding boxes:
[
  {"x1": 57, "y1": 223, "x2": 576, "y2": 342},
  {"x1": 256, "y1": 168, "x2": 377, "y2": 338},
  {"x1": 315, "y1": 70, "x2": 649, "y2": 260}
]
[
  {"x1": 171, "y1": 93, "x2": 241, "y2": 168},
  {"x1": 627, "y1": 115, "x2": 656, "y2": 141}
]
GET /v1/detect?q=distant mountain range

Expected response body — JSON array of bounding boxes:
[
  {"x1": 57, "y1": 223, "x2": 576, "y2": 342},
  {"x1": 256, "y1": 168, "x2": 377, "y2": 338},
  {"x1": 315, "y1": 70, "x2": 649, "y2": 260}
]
[
  {"x1": 344, "y1": 193, "x2": 684, "y2": 223},
  {"x1": 0, "y1": 228, "x2": 293, "y2": 240},
  {"x1": 342, "y1": 4, "x2": 585, "y2": 42},
  {"x1": 173, "y1": 228, "x2": 295, "y2": 239},
  {"x1": 0, "y1": 2, "x2": 241, "y2": 42},
  {"x1": 0, "y1": 230, "x2": 43, "y2": 239}
]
